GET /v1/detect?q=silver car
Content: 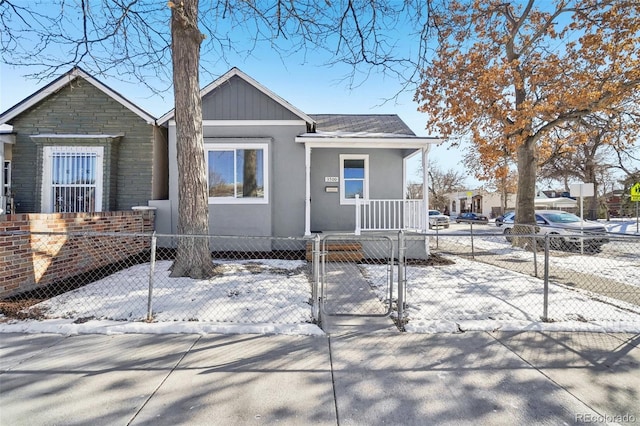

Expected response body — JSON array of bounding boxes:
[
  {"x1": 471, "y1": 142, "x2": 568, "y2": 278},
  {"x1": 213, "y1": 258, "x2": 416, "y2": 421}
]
[
  {"x1": 428, "y1": 210, "x2": 450, "y2": 229},
  {"x1": 502, "y1": 210, "x2": 609, "y2": 251}
]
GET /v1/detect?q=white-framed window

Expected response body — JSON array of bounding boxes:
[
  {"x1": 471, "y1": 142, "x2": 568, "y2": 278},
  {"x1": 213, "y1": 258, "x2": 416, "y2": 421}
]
[
  {"x1": 42, "y1": 146, "x2": 104, "y2": 213},
  {"x1": 205, "y1": 143, "x2": 269, "y2": 204},
  {"x1": 340, "y1": 154, "x2": 369, "y2": 205}
]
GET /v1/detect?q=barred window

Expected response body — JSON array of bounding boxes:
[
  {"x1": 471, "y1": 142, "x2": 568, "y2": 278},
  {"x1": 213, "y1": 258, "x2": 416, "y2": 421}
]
[{"x1": 42, "y1": 146, "x2": 103, "y2": 213}]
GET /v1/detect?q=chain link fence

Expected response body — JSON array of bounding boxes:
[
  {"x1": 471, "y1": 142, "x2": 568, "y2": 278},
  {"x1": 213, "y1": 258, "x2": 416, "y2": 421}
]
[
  {"x1": 1, "y1": 230, "x2": 639, "y2": 332},
  {"x1": 416, "y1": 229, "x2": 640, "y2": 327},
  {"x1": 1, "y1": 232, "x2": 313, "y2": 326}
]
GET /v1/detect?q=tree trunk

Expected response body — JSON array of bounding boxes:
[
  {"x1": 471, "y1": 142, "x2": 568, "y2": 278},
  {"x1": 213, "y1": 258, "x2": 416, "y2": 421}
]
[
  {"x1": 242, "y1": 149, "x2": 258, "y2": 197},
  {"x1": 514, "y1": 136, "x2": 538, "y2": 248},
  {"x1": 501, "y1": 175, "x2": 508, "y2": 214},
  {"x1": 169, "y1": 0, "x2": 214, "y2": 279},
  {"x1": 584, "y1": 161, "x2": 598, "y2": 220}
]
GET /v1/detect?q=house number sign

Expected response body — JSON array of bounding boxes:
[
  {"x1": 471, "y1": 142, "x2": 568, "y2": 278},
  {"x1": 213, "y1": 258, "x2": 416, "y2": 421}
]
[{"x1": 325, "y1": 176, "x2": 339, "y2": 183}]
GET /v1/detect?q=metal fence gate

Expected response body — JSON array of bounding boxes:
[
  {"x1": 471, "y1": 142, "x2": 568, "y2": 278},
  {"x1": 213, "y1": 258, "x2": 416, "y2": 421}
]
[{"x1": 316, "y1": 234, "x2": 395, "y2": 317}]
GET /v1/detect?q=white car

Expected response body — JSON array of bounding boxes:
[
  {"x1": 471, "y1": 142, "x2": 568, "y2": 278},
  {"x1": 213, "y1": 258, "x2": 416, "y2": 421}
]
[
  {"x1": 502, "y1": 210, "x2": 609, "y2": 251},
  {"x1": 428, "y1": 210, "x2": 450, "y2": 229}
]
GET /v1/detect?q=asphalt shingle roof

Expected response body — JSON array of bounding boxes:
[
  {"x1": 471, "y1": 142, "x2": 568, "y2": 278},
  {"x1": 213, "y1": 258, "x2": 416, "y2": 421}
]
[{"x1": 309, "y1": 114, "x2": 416, "y2": 136}]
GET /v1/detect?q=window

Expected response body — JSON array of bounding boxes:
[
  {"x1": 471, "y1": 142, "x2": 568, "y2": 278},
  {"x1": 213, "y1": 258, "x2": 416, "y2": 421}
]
[
  {"x1": 206, "y1": 143, "x2": 268, "y2": 204},
  {"x1": 42, "y1": 146, "x2": 103, "y2": 213},
  {"x1": 340, "y1": 154, "x2": 369, "y2": 204}
]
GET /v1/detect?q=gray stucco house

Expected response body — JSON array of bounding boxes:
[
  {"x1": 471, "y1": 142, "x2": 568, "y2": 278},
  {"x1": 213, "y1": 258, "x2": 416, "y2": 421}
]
[
  {"x1": 0, "y1": 67, "x2": 168, "y2": 214},
  {"x1": 156, "y1": 68, "x2": 439, "y2": 237}
]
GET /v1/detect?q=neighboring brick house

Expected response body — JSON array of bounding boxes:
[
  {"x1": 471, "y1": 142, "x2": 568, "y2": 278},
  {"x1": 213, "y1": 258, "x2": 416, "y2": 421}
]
[{"x1": 0, "y1": 67, "x2": 167, "y2": 214}]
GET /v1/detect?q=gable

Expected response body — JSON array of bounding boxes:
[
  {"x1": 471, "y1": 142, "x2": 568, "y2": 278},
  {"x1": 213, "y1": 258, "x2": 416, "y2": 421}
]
[
  {"x1": 201, "y1": 75, "x2": 302, "y2": 121},
  {"x1": 0, "y1": 67, "x2": 156, "y2": 125},
  {"x1": 157, "y1": 68, "x2": 314, "y2": 125},
  {"x1": 10, "y1": 79, "x2": 146, "y2": 131},
  {"x1": 5, "y1": 77, "x2": 162, "y2": 213}
]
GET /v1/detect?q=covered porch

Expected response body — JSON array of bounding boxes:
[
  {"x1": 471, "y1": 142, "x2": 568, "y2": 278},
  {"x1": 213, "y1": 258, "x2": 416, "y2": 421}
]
[{"x1": 295, "y1": 119, "x2": 441, "y2": 236}]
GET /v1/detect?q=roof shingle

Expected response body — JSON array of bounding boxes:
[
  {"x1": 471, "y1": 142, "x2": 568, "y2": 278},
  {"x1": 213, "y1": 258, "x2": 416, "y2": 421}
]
[{"x1": 309, "y1": 114, "x2": 416, "y2": 136}]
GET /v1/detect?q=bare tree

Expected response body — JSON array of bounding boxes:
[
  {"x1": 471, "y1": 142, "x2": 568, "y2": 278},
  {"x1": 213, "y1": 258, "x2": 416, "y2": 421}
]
[
  {"x1": 5, "y1": 0, "x2": 637, "y2": 265},
  {"x1": 406, "y1": 183, "x2": 423, "y2": 200},
  {"x1": 168, "y1": 0, "x2": 212, "y2": 278},
  {"x1": 427, "y1": 164, "x2": 466, "y2": 211},
  {"x1": 0, "y1": 0, "x2": 429, "y2": 277},
  {"x1": 539, "y1": 105, "x2": 640, "y2": 219}
]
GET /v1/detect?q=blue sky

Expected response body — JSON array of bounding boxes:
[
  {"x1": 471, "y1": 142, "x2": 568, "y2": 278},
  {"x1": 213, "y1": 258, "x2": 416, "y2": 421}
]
[
  {"x1": 0, "y1": 9, "x2": 476, "y2": 188},
  {"x1": 1, "y1": 60, "x2": 476, "y2": 186}
]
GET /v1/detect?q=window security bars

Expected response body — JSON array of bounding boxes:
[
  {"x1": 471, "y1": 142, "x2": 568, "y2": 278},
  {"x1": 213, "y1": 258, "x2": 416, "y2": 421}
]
[{"x1": 51, "y1": 152, "x2": 97, "y2": 213}]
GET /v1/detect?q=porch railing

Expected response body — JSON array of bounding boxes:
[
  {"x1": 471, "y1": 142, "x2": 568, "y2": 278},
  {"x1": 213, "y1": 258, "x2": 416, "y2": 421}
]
[{"x1": 355, "y1": 196, "x2": 426, "y2": 235}]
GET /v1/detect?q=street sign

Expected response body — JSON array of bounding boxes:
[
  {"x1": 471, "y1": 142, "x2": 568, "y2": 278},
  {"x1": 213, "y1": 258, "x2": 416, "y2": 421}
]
[
  {"x1": 570, "y1": 183, "x2": 594, "y2": 197},
  {"x1": 631, "y1": 182, "x2": 640, "y2": 202}
]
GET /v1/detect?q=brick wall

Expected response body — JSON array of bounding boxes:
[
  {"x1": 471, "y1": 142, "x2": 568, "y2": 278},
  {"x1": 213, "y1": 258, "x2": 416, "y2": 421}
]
[{"x1": 0, "y1": 210, "x2": 155, "y2": 298}]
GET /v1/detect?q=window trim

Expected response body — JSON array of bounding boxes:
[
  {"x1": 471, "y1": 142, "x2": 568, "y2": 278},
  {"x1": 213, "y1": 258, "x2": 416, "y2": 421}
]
[
  {"x1": 41, "y1": 146, "x2": 104, "y2": 213},
  {"x1": 205, "y1": 142, "x2": 269, "y2": 205},
  {"x1": 339, "y1": 154, "x2": 369, "y2": 205}
]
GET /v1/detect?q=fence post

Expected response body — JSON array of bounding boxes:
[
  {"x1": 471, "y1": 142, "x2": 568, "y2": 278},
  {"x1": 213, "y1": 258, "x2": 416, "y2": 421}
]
[
  {"x1": 532, "y1": 227, "x2": 538, "y2": 278},
  {"x1": 312, "y1": 234, "x2": 321, "y2": 323},
  {"x1": 355, "y1": 194, "x2": 361, "y2": 235},
  {"x1": 543, "y1": 233, "x2": 550, "y2": 321},
  {"x1": 470, "y1": 222, "x2": 475, "y2": 259},
  {"x1": 146, "y1": 232, "x2": 157, "y2": 322},
  {"x1": 397, "y1": 230, "x2": 405, "y2": 327}
]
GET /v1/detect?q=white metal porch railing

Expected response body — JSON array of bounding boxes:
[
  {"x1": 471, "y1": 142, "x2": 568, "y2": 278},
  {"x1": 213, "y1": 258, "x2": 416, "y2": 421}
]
[{"x1": 355, "y1": 196, "x2": 426, "y2": 235}]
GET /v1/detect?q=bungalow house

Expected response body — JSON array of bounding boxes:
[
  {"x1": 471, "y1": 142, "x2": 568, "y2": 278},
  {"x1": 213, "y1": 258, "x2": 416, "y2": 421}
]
[
  {"x1": 534, "y1": 189, "x2": 577, "y2": 212},
  {"x1": 1, "y1": 66, "x2": 439, "y2": 241},
  {"x1": 0, "y1": 67, "x2": 168, "y2": 215},
  {"x1": 155, "y1": 68, "x2": 440, "y2": 239},
  {"x1": 445, "y1": 187, "x2": 582, "y2": 220},
  {"x1": 445, "y1": 189, "x2": 516, "y2": 219}
]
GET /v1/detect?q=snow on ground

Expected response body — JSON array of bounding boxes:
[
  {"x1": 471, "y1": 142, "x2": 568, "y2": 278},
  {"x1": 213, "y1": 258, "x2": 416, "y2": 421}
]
[
  {"x1": 602, "y1": 218, "x2": 640, "y2": 235},
  {"x1": 0, "y1": 259, "x2": 323, "y2": 336},
  {"x1": 437, "y1": 227, "x2": 640, "y2": 287},
  {"x1": 362, "y1": 255, "x2": 640, "y2": 334},
  {"x1": 1, "y1": 233, "x2": 639, "y2": 335}
]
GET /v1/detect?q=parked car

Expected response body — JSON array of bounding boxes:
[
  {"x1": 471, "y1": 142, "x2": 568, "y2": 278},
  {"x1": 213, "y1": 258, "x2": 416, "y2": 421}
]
[
  {"x1": 455, "y1": 212, "x2": 489, "y2": 224},
  {"x1": 502, "y1": 210, "x2": 609, "y2": 251},
  {"x1": 428, "y1": 210, "x2": 450, "y2": 229},
  {"x1": 495, "y1": 211, "x2": 515, "y2": 227}
]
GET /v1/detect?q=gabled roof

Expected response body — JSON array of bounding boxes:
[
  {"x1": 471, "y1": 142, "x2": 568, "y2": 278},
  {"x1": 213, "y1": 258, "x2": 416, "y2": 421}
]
[
  {"x1": 0, "y1": 67, "x2": 156, "y2": 125},
  {"x1": 157, "y1": 67, "x2": 314, "y2": 125},
  {"x1": 310, "y1": 114, "x2": 416, "y2": 135}
]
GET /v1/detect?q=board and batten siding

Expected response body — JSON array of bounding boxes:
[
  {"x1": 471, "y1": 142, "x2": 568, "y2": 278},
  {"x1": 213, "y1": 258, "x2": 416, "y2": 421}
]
[{"x1": 201, "y1": 75, "x2": 301, "y2": 121}]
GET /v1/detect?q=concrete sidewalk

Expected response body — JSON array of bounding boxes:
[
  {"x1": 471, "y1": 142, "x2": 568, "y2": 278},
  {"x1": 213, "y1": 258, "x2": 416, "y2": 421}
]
[{"x1": 1, "y1": 331, "x2": 638, "y2": 425}]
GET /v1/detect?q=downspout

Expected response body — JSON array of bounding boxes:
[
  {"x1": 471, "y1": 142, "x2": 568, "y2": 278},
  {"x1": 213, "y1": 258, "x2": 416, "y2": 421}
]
[
  {"x1": 422, "y1": 145, "x2": 431, "y2": 257},
  {"x1": 422, "y1": 146, "x2": 430, "y2": 232},
  {"x1": 304, "y1": 144, "x2": 311, "y2": 236}
]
